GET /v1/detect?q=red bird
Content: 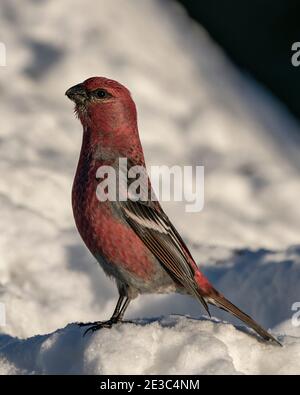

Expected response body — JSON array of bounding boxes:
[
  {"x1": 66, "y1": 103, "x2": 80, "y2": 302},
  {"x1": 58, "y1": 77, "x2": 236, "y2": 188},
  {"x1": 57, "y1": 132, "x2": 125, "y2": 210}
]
[{"x1": 66, "y1": 77, "x2": 279, "y2": 344}]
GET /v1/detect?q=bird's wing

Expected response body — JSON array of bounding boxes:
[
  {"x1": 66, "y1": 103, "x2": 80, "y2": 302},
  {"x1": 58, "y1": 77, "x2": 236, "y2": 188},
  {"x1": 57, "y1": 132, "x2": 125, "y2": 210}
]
[{"x1": 120, "y1": 198, "x2": 211, "y2": 315}]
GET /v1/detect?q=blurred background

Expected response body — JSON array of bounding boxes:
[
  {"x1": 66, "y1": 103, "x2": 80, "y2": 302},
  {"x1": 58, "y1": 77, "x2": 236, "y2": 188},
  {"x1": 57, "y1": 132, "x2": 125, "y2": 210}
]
[
  {"x1": 179, "y1": 0, "x2": 300, "y2": 119},
  {"x1": 0, "y1": 0, "x2": 300, "y2": 340}
]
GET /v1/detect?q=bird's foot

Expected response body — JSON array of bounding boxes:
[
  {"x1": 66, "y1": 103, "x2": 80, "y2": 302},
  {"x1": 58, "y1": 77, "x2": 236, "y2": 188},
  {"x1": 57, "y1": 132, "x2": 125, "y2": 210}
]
[
  {"x1": 78, "y1": 318, "x2": 120, "y2": 336},
  {"x1": 77, "y1": 321, "x2": 102, "y2": 327}
]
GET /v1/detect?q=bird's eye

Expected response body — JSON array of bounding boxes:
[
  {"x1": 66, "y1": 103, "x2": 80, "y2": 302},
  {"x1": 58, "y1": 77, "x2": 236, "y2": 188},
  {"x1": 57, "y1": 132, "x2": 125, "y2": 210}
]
[{"x1": 94, "y1": 89, "x2": 108, "y2": 99}]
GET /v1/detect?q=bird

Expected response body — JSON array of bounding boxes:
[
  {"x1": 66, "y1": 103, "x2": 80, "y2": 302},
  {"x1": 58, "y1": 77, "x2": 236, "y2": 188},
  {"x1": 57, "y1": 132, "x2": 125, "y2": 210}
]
[{"x1": 65, "y1": 76, "x2": 280, "y2": 345}]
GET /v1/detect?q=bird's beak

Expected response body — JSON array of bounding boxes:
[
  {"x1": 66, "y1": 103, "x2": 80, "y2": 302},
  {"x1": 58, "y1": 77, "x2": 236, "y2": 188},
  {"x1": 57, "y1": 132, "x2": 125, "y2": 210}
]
[{"x1": 65, "y1": 83, "x2": 88, "y2": 104}]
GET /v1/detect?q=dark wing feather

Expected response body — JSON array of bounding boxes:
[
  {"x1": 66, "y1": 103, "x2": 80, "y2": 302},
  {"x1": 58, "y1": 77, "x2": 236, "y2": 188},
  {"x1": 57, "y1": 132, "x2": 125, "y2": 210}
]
[{"x1": 121, "y1": 199, "x2": 210, "y2": 315}]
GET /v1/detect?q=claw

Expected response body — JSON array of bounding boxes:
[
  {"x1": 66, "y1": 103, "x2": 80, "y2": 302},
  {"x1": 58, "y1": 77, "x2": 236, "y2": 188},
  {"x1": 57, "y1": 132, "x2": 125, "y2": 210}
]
[
  {"x1": 80, "y1": 319, "x2": 119, "y2": 336},
  {"x1": 83, "y1": 323, "x2": 109, "y2": 336},
  {"x1": 77, "y1": 321, "x2": 101, "y2": 327}
]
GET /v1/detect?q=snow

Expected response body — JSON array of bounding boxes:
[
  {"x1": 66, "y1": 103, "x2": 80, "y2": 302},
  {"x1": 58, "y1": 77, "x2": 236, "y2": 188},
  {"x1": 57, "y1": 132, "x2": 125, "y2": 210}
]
[
  {"x1": 0, "y1": 317, "x2": 299, "y2": 375},
  {"x1": 0, "y1": 0, "x2": 300, "y2": 374}
]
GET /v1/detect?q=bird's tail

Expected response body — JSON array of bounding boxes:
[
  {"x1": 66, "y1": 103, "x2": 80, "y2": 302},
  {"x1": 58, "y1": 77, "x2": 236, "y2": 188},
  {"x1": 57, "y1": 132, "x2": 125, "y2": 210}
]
[{"x1": 206, "y1": 289, "x2": 281, "y2": 346}]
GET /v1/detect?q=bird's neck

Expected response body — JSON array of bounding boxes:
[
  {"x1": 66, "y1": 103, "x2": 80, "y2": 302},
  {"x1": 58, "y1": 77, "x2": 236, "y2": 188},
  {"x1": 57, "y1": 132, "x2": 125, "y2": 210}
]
[
  {"x1": 78, "y1": 122, "x2": 145, "y2": 165},
  {"x1": 72, "y1": 120, "x2": 146, "y2": 219}
]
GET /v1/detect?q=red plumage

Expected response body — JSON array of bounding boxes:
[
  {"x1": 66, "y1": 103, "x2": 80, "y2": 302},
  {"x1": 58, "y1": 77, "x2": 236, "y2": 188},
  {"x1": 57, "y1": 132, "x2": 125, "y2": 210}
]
[{"x1": 66, "y1": 77, "x2": 280, "y2": 344}]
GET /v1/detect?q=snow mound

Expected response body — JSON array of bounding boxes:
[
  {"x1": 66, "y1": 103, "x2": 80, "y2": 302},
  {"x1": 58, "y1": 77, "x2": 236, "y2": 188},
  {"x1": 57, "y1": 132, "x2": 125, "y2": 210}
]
[{"x1": 0, "y1": 316, "x2": 298, "y2": 375}]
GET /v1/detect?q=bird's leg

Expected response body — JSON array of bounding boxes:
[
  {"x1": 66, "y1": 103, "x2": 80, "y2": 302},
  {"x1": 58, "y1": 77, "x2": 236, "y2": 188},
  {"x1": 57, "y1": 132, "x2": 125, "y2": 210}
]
[
  {"x1": 78, "y1": 296, "x2": 131, "y2": 335},
  {"x1": 115, "y1": 297, "x2": 131, "y2": 322},
  {"x1": 78, "y1": 295, "x2": 125, "y2": 327},
  {"x1": 110, "y1": 295, "x2": 128, "y2": 321}
]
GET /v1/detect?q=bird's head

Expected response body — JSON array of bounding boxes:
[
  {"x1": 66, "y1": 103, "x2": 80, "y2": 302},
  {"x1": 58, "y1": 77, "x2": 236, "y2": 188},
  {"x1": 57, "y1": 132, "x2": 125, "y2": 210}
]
[{"x1": 65, "y1": 77, "x2": 137, "y2": 131}]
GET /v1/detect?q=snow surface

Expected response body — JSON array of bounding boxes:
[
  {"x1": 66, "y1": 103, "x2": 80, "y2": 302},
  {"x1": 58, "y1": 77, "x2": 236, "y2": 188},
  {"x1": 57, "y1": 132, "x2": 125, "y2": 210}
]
[
  {"x1": 0, "y1": 0, "x2": 300, "y2": 374},
  {"x1": 1, "y1": 316, "x2": 299, "y2": 375}
]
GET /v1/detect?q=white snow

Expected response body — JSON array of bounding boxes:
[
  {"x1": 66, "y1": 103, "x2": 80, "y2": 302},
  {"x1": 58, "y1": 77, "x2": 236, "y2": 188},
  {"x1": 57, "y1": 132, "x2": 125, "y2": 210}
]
[
  {"x1": 0, "y1": 0, "x2": 300, "y2": 374},
  {"x1": 1, "y1": 317, "x2": 299, "y2": 375}
]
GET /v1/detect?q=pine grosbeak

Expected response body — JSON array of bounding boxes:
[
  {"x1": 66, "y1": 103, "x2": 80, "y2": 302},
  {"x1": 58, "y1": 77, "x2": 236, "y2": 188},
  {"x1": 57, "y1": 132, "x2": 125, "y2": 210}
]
[{"x1": 66, "y1": 77, "x2": 279, "y2": 344}]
